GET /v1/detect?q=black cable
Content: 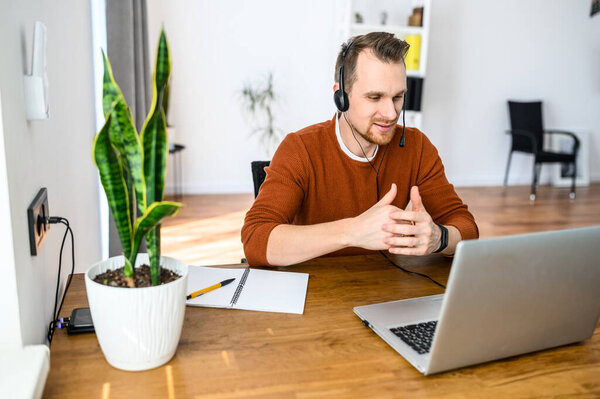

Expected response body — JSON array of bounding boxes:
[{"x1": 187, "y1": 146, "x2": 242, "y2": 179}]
[
  {"x1": 379, "y1": 250, "x2": 446, "y2": 289},
  {"x1": 342, "y1": 112, "x2": 444, "y2": 289},
  {"x1": 47, "y1": 217, "x2": 75, "y2": 345},
  {"x1": 47, "y1": 219, "x2": 69, "y2": 344},
  {"x1": 342, "y1": 112, "x2": 389, "y2": 201},
  {"x1": 343, "y1": 112, "x2": 377, "y2": 171},
  {"x1": 55, "y1": 221, "x2": 75, "y2": 329}
]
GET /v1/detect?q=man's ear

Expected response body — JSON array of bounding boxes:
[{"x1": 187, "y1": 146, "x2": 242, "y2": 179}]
[{"x1": 333, "y1": 82, "x2": 339, "y2": 93}]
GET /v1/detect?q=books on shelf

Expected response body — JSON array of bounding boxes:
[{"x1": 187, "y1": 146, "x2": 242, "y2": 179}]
[
  {"x1": 404, "y1": 34, "x2": 421, "y2": 71},
  {"x1": 406, "y1": 77, "x2": 423, "y2": 111}
]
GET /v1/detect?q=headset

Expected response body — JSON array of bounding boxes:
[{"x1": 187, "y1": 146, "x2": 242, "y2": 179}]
[
  {"x1": 333, "y1": 41, "x2": 353, "y2": 112},
  {"x1": 333, "y1": 40, "x2": 406, "y2": 148}
]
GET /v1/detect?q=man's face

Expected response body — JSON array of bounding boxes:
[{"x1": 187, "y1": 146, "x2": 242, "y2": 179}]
[{"x1": 345, "y1": 50, "x2": 407, "y2": 145}]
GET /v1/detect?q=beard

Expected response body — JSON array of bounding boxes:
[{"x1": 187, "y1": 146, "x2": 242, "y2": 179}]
[
  {"x1": 342, "y1": 112, "x2": 399, "y2": 147},
  {"x1": 358, "y1": 122, "x2": 398, "y2": 146}
]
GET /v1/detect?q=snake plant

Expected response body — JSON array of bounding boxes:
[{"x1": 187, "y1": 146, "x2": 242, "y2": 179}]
[{"x1": 92, "y1": 28, "x2": 181, "y2": 286}]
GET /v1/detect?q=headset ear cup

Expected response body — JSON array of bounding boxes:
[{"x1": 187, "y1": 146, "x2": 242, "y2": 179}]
[
  {"x1": 333, "y1": 90, "x2": 342, "y2": 111},
  {"x1": 334, "y1": 89, "x2": 349, "y2": 112},
  {"x1": 341, "y1": 91, "x2": 349, "y2": 112},
  {"x1": 335, "y1": 40, "x2": 353, "y2": 112}
]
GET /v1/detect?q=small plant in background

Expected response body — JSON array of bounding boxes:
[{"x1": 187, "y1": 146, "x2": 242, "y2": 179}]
[
  {"x1": 92, "y1": 28, "x2": 181, "y2": 287},
  {"x1": 240, "y1": 72, "x2": 283, "y2": 155}
]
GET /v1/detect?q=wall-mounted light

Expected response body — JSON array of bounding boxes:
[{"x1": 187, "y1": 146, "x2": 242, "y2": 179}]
[{"x1": 23, "y1": 21, "x2": 49, "y2": 120}]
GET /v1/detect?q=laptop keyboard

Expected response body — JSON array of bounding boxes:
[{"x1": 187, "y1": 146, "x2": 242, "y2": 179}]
[{"x1": 390, "y1": 321, "x2": 438, "y2": 354}]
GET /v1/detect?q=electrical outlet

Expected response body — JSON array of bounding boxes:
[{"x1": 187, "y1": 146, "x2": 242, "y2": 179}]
[{"x1": 27, "y1": 188, "x2": 49, "y2": 256}]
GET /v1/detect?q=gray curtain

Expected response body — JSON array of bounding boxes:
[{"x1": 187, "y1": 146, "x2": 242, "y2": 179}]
[{"x1": 106, "y1": 0, "x2": 151, "y2": 256}]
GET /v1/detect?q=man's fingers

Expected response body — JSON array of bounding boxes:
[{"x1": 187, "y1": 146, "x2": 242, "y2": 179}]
[
  {"x1": 389, "y1": 210, "x2": 421, "y2": 223},
  {"x1": 384, "y1": 236, "x2": 421, "y2": 247},
  {"x1": 389, "y1": 246, "x2": 428, "y2": 256},
  {"x1": 410, "y1": 186, "x2": 423, "y2": 212},
  {"x1": 376, "y1": 183, "x2": 397, "y2": 207},
  {"x1": 382, "y1": 223, "x2": 417, "y2": 236}
]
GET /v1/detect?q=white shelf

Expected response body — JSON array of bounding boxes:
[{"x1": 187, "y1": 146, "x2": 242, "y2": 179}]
[
  {"x1": 342, "y1": 0, "x2": 430, "y2": 118},
  {"x1": 350, "y1": 23, "x2": 424, "y2": 37},
  {"x1": 406, "y1": 70, "x2": 425, "y2": 78}
]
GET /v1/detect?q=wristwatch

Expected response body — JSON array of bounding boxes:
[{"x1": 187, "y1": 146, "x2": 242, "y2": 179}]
[{"x1": 434, "y1": 223, "x2": 448, "y2": 253}]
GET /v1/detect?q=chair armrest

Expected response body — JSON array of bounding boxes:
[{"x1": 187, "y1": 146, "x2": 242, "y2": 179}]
[
  {"x1": 505, "y1": 129, "x2": 538, "y2": 151},
  {"x1": 544, "y1": 130, "x2": 580, "y2": 151}
]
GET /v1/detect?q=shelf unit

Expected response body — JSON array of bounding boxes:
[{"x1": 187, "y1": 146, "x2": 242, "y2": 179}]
[{"x1": 338, "y1": 0, "x2": 431, "y2": 129}]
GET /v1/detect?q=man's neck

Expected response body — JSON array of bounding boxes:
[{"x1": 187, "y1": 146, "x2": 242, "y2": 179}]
[{"x1": 337, "y1": 113, "x2": 378, "y2": 158}]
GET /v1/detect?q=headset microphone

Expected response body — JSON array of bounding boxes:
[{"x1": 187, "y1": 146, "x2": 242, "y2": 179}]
[{"x1": 399, "y1": 95, "x2": 406, "y2": 147}]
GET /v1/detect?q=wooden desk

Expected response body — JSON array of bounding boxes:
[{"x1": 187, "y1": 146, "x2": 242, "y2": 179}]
[{"x1": 44, "y1": 254, "x2": 600, "y2": 398}]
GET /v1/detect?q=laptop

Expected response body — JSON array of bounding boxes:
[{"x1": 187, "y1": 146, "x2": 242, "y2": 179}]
[{"x1": 354, "y1": 225, "x2": 600, "y2": 375}]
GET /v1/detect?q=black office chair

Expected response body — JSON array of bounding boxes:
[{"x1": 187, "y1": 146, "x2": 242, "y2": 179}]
[
  {"x1": 241, "y1": 161, "x2": 271, "y2": 264},
  {"x1": 504, "y1": 101, "x2": 580, "y2": 201},
  {"x1": 251, "y1": 161, "x2": 270, "y2": 198}
]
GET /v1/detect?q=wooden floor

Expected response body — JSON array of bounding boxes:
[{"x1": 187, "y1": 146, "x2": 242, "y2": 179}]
[{"x1": 162, "y1": 184, "x2": 600, "y2": 266}]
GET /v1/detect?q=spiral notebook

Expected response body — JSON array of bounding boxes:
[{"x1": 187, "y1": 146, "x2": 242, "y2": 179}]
[{"x1": 186, "y1": 265, "x2": 309, "y2": 314}]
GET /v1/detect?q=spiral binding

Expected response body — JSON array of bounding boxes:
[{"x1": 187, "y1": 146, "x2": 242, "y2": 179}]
[{"x1": 230, "y1": 268, "x2": 250, "y2": 306}]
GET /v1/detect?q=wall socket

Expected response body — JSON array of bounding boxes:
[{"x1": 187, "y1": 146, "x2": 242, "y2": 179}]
[{"x1": 27, "y1": 188, "x2": 49, "y2": 256}]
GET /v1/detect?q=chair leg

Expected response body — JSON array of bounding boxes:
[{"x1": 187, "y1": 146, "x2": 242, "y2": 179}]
[
  {"x1": 503, "y1": 151, "x2": 513, "y2": 187},
  {"x1": 570, "y1": 161, "x2": 577, "y2": 200},
  {"x1": 530, "y1": 162, "x2": 541, "y2": 201}
]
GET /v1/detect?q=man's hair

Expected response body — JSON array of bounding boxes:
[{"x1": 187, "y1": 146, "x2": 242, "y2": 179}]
[{"x1": 334, "y1": 32, "x2": 410, "y2": 92}]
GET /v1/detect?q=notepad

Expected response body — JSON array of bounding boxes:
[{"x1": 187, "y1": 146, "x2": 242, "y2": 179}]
[{"x1": 186, "y1": 266, "x2": 309, "y2": 314}]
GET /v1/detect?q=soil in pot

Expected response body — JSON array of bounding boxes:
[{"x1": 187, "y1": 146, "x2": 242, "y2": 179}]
[{"x1": 93, "y1": 265, "x2": 181, "y2": 288}]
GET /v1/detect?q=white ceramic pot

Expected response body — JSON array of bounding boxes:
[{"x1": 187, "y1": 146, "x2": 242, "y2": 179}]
[{"x1": 85, "y1": 254, "x2": 188, "y2": 371}]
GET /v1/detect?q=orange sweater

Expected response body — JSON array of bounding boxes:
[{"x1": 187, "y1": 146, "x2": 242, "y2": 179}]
[{"x1": 242, "y1": 115, "x2": 478, "y2": 266}]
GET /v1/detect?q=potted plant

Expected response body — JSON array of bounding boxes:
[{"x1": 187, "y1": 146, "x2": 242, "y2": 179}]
[
  {"x1": 240, "y1": 72, "x2": 283, "y2": 157},
  {"x1": 86, "y1": 28, "x2": 186, "y2": 371}
]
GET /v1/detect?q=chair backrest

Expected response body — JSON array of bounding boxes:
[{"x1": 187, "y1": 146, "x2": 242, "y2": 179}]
[
  {"x1": 251, "y1": 161, "x2": 270, "y2": 198},
  {"x1": 508, "y1": 101, "x2": 544, "y2": 153}
]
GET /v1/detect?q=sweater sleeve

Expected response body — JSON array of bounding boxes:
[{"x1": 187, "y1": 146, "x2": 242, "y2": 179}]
[
  {"x1": 415, "y1": 133, "x2": 479, "y2": 240},
  {"x1": 241, "y1": 134, "x2": 310, "y2": 266}
]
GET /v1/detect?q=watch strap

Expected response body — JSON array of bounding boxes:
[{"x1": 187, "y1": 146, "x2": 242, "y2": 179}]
[{"x1": 434, "y1": 223, "x2": 448, "y2": 253}]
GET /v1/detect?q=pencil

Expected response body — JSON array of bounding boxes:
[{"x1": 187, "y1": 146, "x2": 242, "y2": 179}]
[{"x1": 187, "y1": 278, "x2": 236, "y2": 300}]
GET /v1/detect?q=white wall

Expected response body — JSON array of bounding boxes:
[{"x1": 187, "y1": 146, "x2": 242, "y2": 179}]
[
  {"x1": 147, "y1": 0, "x2": 341, "y2": 193},
  {"x1": 148, "y1": 0, "x2": 600, "y2": 193},
  {"x1": 423, "y1": 0, "x2": 600, "y2": 186},
  {"x1": 0, "y1": 0, "x2": 102, "y2": 346},
  {"x1": 0, "y1": 92, "x2": 23, "y2": 349}
]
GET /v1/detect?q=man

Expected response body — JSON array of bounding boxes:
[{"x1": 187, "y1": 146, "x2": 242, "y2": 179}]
[{"x1": 242, "y1": 32, "x2": 478, "y2": 267}]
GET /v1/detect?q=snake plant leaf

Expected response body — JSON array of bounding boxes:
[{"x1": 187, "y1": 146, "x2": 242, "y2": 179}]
[
  {"x1": 101, "y1": 49, "x2": 124, "y2": 118},
  {"x1": 155, "y1": 28, "x2": 171, "y2": 110},
  {"x1": 141, "y1": 28, "x2": 170, "y2": 206},
  {"x1": 146, "y1": 228, "x2": 161, "y2": 285},
  {"x1": 141, "y1": 107, "x2": 168, "y2": 206},
  {"x1": 141, "y1": 28, "x2": 176, "y2": 285},
  {"x1": 122, "y1": 165, "x2": 135, "y2": 228},
  {"x1": 109, "y1": 99, "x2": 147, "y2": 213},
  {"x1": 92, "y1": 113, "x2": 133, "y2": 258},
  {"x1": 123, "y1": 256, "x2": 134, "y2": 278},
  {"x1": 129, "y1": 201, "x2": 181, "y2": 269}
]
